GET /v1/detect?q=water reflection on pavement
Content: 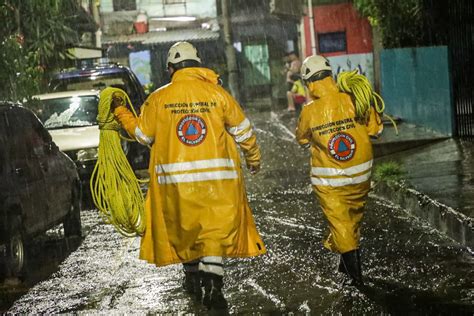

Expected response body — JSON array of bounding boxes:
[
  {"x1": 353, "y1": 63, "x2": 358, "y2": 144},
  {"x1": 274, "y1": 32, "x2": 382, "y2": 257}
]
[{"x1": 5, "y1": 110, "x2": 474, "y2": 314}]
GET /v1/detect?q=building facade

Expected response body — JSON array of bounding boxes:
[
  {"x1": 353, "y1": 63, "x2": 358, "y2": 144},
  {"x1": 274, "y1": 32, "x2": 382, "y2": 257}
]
[
  {"x1": 99, "y1": 0, "x2": 221, "y2": 89},
  {"x1": 99, "y1": 0, "x2": 302, "y2": 105},
  {"x1": 302, "y1": 1, "x2": 375, "y2": 84}
]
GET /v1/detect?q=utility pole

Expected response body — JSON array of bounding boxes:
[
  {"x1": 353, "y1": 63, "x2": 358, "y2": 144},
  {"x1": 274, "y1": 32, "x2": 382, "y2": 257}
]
[
  {"x1": 308, "y1": 0, "x2": 317, "y2": 54},
  {"x1": 221, "y1": 0, "x2": 241, "y2": 102},
  {"x1": 91, "y1": 0, "x2": 102, "y2": 48}
]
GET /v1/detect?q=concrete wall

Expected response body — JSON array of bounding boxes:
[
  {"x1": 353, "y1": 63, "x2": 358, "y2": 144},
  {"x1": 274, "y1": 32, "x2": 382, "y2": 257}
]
[
  {"x1": 381, "y1": 46, "x2": 454, "y2": 136},
  {"x1": 327, "y1": 53, "x2": 374, "y2": 86}
]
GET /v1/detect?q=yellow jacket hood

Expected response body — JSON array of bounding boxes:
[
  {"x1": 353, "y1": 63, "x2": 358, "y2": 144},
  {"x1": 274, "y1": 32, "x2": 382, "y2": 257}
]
[
  {"x1": 307, "y1": 76, "x2": 339, "y2": 99},
  {"x1": 172, "y1": 67, "x2": 219, "y2": 85}
]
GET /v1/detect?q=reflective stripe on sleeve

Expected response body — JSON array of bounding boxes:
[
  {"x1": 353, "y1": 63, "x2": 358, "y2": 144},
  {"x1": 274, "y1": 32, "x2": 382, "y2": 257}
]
[
  {"x1": 234, "y1": 129, "x2": 253, "y2": 143},
  {"x1": 156, "y1": 158, "x2": 235, "y2": 174},
  {"x1": 227, "y1": 118, "x2": 254, "y2": 143},
  {"x1": 312, "y1": 160, "x2": 373, "y2": 177},
  {"x1": 227, "y1": 118, "x2": 250, "y2": 135},
  {"x1": 135, "y1": 126, "x2": 154, "y2": 145},
  {"x1": 311, "y1": 171, "x2": 371, "y2": 187},
  {"x1": 158, "y1": 170, "x2": 238, "y2": 184}
]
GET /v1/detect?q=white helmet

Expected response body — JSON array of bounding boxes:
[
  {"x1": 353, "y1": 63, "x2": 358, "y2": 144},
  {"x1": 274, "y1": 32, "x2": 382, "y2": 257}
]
[
  {"x1": 301, "y1": 55, "x2": 332, "y2": 81},
  {"x1": 167, "y1": 41, "x2": 201, "y2": 65}
]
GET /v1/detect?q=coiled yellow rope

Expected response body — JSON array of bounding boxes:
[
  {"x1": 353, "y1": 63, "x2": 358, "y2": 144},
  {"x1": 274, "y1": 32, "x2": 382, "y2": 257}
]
[
  {"x1": 90, "y1": 87, "x2": 146, "y2": 237},
  {"x1": 337, "y1": 70, "x2": 398, "y2": 134}
]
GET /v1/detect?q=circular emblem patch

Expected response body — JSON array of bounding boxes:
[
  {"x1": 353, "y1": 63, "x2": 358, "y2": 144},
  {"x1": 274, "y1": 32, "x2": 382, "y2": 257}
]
[
  {"x1": 176, "y1": 115, "x2": 207, "y2": 146},
  {"x1": 328, "y1": 132, "x2": 356, "y2": 161}
]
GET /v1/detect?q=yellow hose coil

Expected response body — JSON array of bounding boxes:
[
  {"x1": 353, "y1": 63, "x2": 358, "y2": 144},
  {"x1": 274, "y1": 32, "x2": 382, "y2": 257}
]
[
  {"x1": 337, "y1": 70, "x2": 398, "y2": 134},
  {"x1": 90, "y1": 87, "x2": 146, "y2": 237}
]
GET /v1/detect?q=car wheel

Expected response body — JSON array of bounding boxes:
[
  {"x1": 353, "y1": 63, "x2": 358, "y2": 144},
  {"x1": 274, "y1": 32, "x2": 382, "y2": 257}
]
[
  {"x1": 5, "y1": 217, "x2": 25, "y2": 278},
  {"x1": 63, "y1": 185, "x2": 82, "y2": 238}
]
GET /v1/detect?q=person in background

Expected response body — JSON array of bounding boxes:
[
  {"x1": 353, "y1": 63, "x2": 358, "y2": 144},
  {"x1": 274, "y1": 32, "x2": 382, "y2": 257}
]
[
  {"x1": 290, "y1": 73, "x2": 307, "y2": 114},
  {"x1": 285, "y1": 51, "x2": 302, "y2": 112},
  {"x1": 296, "y1": 55, "x2": 383, "y2": 286},
  {"x1": 111, "y1": 41, "x2": 266, "y2": 312}
]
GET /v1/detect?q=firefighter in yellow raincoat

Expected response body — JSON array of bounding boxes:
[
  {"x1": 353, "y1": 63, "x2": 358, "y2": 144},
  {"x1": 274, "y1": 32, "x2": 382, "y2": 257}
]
[
  {"x1": 296, "y1": 55, "x2": 383, "y2": 286},
  {"x1": 111, "y1": 42, "x2": 266, "y2": 310}
]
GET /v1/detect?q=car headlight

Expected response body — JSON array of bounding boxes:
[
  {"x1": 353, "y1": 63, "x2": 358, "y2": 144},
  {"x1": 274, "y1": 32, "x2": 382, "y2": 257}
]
[{"x1": 77, "y1": 147, "x2": 98, "y2": 162}]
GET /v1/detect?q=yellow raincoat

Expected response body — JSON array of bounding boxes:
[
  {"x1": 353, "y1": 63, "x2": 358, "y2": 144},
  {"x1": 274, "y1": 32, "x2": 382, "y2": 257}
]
[
  {"x1": 296, "y1": 76, "x2": 383, "y2": 254},
  {"x1": 114, "y1": 67, "x2": 266, "y2": 266}
]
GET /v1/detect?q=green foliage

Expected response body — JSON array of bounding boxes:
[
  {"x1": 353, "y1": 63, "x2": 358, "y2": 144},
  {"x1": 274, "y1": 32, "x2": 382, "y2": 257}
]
[
  {"x1": 373, "y1": 161, "x2": 405, "y2": 183},
  {"x1": 352, "y1": 0, "x2": 424, "y2": 48},
  {"x1": 0, "y1": 0, "x2": 86, "y2": 101},
  {"x1": 1, "y1": 0, "x2": 80, "y2": 69},
  {"x1": 0, "y1": 36, "x2": 43, "y2": 102}
]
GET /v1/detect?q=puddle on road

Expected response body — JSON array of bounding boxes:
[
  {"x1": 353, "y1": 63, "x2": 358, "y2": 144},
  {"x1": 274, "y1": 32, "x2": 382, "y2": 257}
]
[
  {"x1": 225, "y1": 189, "x2": 474, "y2": 314},
  {"x1": 4, "y1": 111, "x2": 474, "y2": 314},
  {"x1": 4, "y1": 191, "x2": 473, "y2": 315},
  {"x1": 0, "y1": 210, "x2": 99, "y2": 312},
  {"x1": 0, "y1": 235, "x2": 82, "y2": 312}
]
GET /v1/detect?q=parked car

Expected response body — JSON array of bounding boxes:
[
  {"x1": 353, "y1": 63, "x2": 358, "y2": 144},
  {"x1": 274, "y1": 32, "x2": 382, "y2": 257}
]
[
  {"x1": 28, "y1": 91, "x2": 102, "y2": 194},
  {"x1": 28, "y1": 90, "x2": 145, "y2": 200},
  {"x1": 49, "y1": 61, "x2": 146, "y2": 117},
  {"x1": 48, "y1": 61, "x2": 149, "y2": 169},
  {"x1": 0, "y1": 102, "x2": 81, "y2": 278}
]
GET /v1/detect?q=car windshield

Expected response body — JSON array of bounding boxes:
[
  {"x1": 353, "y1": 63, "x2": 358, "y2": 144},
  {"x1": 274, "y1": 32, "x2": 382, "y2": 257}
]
[{"x1": 33, "y1": 95, "x2": 98, "y2": 129}]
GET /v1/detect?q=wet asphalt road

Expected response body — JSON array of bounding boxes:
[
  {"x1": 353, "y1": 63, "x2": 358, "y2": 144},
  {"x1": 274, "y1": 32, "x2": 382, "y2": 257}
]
[{"x1": 5, "y1": 110, "x2": 474, "y2": 314}]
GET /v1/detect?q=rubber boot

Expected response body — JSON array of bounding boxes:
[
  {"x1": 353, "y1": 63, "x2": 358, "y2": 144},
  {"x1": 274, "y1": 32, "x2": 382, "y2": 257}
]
[
  {"x1": 202, "y1": 272, "x2": 228, "y2": 312},
  {"x1": 338, "y1": 254, "x2": 345, "y2": 273},
  {"x1": 340, "y1": 249, "x2": 364, "y2": 286},
  {"x1": 183, "y1": 271, "x2": 202, "y2": 301},
  {"x1": 183, "y1": 271, "x2": 194, "y2": 293}
]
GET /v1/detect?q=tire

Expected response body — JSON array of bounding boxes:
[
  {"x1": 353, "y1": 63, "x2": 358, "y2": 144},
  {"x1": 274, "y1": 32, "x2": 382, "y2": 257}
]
[
  {"x1": 63, "y1": 185, "x2": 82, "y2": 238},
  {"x1": 4, "y1": 217, "x2": 26, "y2": 278}
]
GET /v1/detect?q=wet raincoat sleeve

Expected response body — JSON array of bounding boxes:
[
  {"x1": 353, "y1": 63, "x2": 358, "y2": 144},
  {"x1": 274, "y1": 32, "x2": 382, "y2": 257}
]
[
  {"x1": 220, "y1": 87, "x2": 261, "y2": 167},
  {"x1": 114, "y1": 100, "x2": 156, "y2": 145},
  {"x1": 366, "y1": 107, "x2": 384, "y2": 138},
  {"x1": 295, "y1": 107, "x2": 311, "y2": 148}
]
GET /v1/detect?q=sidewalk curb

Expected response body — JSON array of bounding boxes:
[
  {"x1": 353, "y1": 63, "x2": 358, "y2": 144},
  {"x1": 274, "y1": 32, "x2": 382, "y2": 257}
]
[
  {"x1": 372, "y1": 138, "x2": 448, "y2": 158},
  {"x1": 372, "y1": 181, "x2": 473, "y2": 250}
]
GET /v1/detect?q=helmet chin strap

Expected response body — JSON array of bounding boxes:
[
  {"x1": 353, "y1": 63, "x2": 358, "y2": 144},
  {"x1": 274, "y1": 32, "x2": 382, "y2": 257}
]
[
  {"x1": 168, "y1": 60, "x2": 202, "y2": 79},
  {"x1": 304, "y1": 70, "x2": 333, "y2": 84},
  {"x1": 167, "y1": 65, "x2": 176, "y2": 78}
]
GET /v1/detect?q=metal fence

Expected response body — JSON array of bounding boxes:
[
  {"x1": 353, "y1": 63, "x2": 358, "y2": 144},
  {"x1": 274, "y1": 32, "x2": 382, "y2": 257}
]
[
  {"x1": 448, "y1": 1, "x2": 474, "y2": 138},
  {"x1": 424, "y1": 0, "x2": 474, "y2": 139}
]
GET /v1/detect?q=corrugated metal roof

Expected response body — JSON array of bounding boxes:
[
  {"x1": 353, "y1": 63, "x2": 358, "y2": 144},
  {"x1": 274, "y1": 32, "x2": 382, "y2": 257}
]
[{"x1": 102, "y1": 28, "x2": 219, "y2": 45}]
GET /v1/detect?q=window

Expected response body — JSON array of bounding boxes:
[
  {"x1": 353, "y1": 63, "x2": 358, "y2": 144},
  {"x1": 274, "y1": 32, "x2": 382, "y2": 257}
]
[
  {"x1": 113, "y1": 0, "x2": 136, "y2": 11},
  {"x1": 28, "y1": 115, "x2": 51, "y2": 157},
  {"x1": 164, "y1": 0, "x2": 186, "y2": 4},
  {"x1": 318, "y1": 32, "x2": 347, "y2": 54},
  {"x1": 6, "y1": 110, "x2": 34, "y2": 159},
  {"x1": 34, "y1": 96, "x2": 99, "y2": 129}
]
